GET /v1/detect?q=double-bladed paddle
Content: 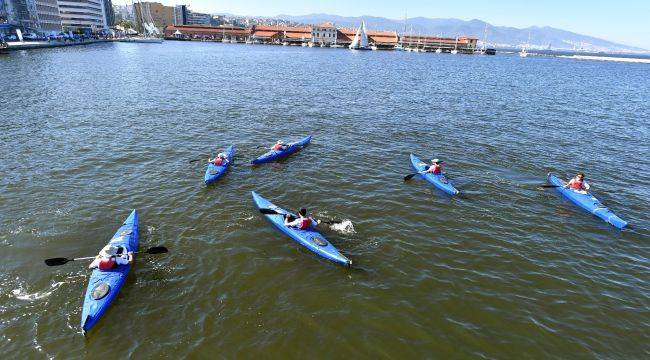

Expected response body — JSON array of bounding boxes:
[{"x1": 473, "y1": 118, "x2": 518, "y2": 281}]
[
  {"x1": 44, "y1": 246, "x2": 169, "y2": 266},
  {"x1": 258, "y1": 208, "x2": 343, "y2": 225}
]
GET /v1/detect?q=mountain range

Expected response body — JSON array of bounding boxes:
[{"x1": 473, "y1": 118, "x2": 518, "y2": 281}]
[{"x1": 274, "y1": 14, "x2": 645, "y2": 53}]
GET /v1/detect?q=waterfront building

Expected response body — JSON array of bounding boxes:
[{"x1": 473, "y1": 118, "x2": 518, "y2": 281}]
[
  {"x1": 57, "y1": 0, "x2": 107, "y2": 33},
  {"x1": 102, "y1": 0, "x2": 112, "y2": 27},
  {"x1": 133, "y1": 1, "x2": 172, "y2": 33},
  {"x1": 172, "y1": 4, "x2": 186, "y2": 25},
  {"x1": 338, "y1": 27, "x2": 397, "y2": 49},
  {"x1": 1, "y1": 0, "x2": 38, "y2": 30},
  {"x1": 399, "y1": 34, "x2": 478, "y2": 53},
  {"x1": 34, "y1": 0, "x2": 62, "y2": 32},
  {"x1": 250, "y1": 25, "x2": 311, "y2": 44},
  {"x1": 311, "y1": 22, "x2": 336, "y2": 45},
  {"x1": 186, "y1": 10, "x2": 209, "y2": 25},
  {"x1": 163, "y1": 24, "x2": 248, "y2": 41}
]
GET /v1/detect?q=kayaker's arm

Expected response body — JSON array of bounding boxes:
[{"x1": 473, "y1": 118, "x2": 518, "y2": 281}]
[{"x1": 583, "y1": 181, "x2": 591, "y2": 191}]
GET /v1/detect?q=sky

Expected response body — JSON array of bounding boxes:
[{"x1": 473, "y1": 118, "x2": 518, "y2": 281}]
[{"x1": 117, "y1": 0, "x2": 650, "y2": 49}]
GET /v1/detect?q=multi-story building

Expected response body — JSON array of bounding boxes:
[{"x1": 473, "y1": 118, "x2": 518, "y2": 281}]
[
  {"x1": 172, "y1": 4, "x2": 186, "y2": 25},
  {"x1": 133, "y1": 1, "x2": 172, "y2": 33},
  {"x1": 102, "y1": 0, "x2": 112, "y2": 27},
  {"x1": 1, "y1": 0, "x2": 38, "y2": 30},
  {"x1": 57, "y1": 0, "x2": 107, "y2": 33},
  {"x1": 35, "y1": 0, "x2": 61, "y2": 32},
  {"x1": 311, "y1": 22, "x2": 336, "y2": 45},
  {"x1": 186, "y1": 11, "x2": 209, "y2": 26}
]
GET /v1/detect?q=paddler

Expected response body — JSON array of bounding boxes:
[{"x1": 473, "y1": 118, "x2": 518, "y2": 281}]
[
  {"x1": 564, "y1": 172, "x2": 590, "y2": 192},
  {"x1": 208, "y1": 152, "x2": 229, "y2": 166},
  {"x1": 284, "y1": 208, "x2": 321, "y2": 230},
  {"x1": 88, "y1": 245, "x2": 133, "y2": 270},
  {"x1": 272, "y1": 140, "x2": 288, "y2": 151},
  {"x1": 422, "y1": 158, "x2": 444, "y2": 175}
]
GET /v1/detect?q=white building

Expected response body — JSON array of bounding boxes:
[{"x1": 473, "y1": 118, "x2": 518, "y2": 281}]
[
  {"x1": 57, "y1": 0, "x2": 107, "y2": 32},
  {"x1": 311, "y1": 22, "x2": 336, "y2": 45}
]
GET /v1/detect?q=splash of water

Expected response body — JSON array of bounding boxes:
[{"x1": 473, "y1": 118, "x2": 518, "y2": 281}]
[{"x1": 329, "y1": 220, "x2": 355, "y2": 235}]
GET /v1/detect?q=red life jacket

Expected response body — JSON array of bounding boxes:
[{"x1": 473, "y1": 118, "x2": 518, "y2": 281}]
[
  {"x1": 214, "y1": 158, "x2": 223, "y2": 166},
  {"x1": 431, "y1": 163, "x2": 442, "y2": 174},
  {"x1": 569, "y1": 178, "x2": 583, "y2": 190},
  {"x1": 98, "y1": 257, "x2": 116, "y2": 270},
  {"x1": 299, "y1": 217, "x2": 312, "y2": 230},
  {"x1": 273, "y1": 144, "x2": 283, "y2": 151}
]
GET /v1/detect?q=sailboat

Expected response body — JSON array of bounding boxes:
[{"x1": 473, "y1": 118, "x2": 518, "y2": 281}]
[
  {"x1": 349, "y1": 21, "x2": 371, "y2": 50},
  {"x1": 520, "y1": 32, "x2": 530, "y2": 57},
  {"x1": 122, "y1": 1, "x2": 163, "y2": 43},
  {"x1": 450, "y1": 36, "x2": 458, "y2": 54}
]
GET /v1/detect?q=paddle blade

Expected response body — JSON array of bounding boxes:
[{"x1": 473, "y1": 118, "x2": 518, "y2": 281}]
[
  {"x1": 404, "y1": 173, "x2": 418, "y2": 181},
  {"x1": 323, "y1": 220, "x2": 343, "y2": 225},
  {"x1": 145, "y1": 246, "x2": 168, "y2": 254},
  {"x1": 44, "y1": 257, "x2": 71, "y2": 266},
  {"x1": 189, "y1": 158, "x2": 201, "y2": 163},
  {"x1": 539, "y1": 185, "x2": 561, "y2": 188},
  {"x1": 259, "y1": 208, "x2": 281, "y2": 215}
]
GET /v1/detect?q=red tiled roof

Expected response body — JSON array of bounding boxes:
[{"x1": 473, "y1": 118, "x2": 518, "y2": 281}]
[
  {"x1": 252, "y1": 31, "x2": 276, "y2": 37},
  {"x1": 252, "y1": 25, "x2": 311, "y2": 33}
]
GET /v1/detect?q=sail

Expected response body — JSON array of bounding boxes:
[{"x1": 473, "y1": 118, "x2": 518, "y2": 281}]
[
  {"x1": 349, "y1": 25, "x2": 361, "y2": 48},
  {"x1": 360, "y1": 21, "x2": 369, "y2": 48}
]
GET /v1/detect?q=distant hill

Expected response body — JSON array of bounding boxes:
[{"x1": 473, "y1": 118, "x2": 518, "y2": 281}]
[{"x1": 275, "y1": 13, "x2": 646, "y2": 53}]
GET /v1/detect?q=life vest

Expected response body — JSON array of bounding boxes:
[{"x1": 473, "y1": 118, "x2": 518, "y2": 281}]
[
  {"x1": 273, "y1": 144, "x2": 284, "y2": 151},
  {"x1": 431, "y1": 163, "x2": 442, "y2": 174},
  {"x1": 299, "y1": 217, "x2": 312, "y2": 230},
  {"x1": 569, "y1": 178, "x2": 583, "y2": 190},
  {"x1": 98, "y1": 257, "x2": 117, "y2": 270},
  {"x1": 214, "y1": 158, "x2": 223, "y2": 166}
]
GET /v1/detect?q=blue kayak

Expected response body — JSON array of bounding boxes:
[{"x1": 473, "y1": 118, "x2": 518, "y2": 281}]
[
  {"x1": 409, "y1": 154, "x2": 459, "y2": 196},
  {"x1": 251, "y1": 135, "x2": 312, "y2": 165},
  {"x1": 204, "y1": 145, "x2": 235, "y2": 185},
  {"x1": 80, "y1": 210, "x2": 139, "y2": 335},
  {"x1": 547, "y1": 173, "x2": 627, "y2": 229},
  {"x1": 251, "y1": 191, "x2": 351, "y2": 266}
]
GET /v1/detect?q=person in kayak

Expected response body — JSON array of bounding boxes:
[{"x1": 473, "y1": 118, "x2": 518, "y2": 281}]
[
  {"x1": 272, "y1": 140, "x2": 288, "y2": 151},
  {"x1": 565, "y1": 172, "x2": 590, "y2": 193},
  {"x1": 284, "y1": 208, "x2": 321, "y2": 230},
  {"x1": 209, "y1": 153, "x2": 229, "y2": 166},
  {"x1": 88, "y1": 245, "x2": 133, "y2": 270},
  {"x1": 422, "y1": 159, "x2": 444, "y2": 175}
]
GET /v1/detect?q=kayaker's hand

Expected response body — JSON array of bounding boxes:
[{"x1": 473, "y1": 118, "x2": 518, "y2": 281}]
[{"x1": 317, "y1": 219, "x2": 322, "y2": 225}]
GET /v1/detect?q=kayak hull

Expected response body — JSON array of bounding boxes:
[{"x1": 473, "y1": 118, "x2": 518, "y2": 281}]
[
  {"x1": 547, "y1": 173, "x2": 627, "y2": 229},
  {"x1": 251, "y1": 135, "x2": 312, "y2": 164},
  {"x1": 409, "y1": 154, "x2": 459, "y2": 196},
  {"x1": 251, "y1": 191, "x2": 351, "y2": 266},
  {"x1": 80, "y1": 210, "x2": 139, "y2": 334},
  {"x1": 204, "y1": 145, "x2": 235, "y2": 185}
]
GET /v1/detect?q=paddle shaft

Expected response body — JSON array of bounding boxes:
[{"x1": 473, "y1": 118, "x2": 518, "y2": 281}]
[{"x1": 259, "y1": 208, "x2": 342, "y2": 225}]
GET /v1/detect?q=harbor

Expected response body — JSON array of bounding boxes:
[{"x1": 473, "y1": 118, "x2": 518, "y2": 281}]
[{"x1": 163, "y1": 23, "x2": 481, "y2": 53}]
